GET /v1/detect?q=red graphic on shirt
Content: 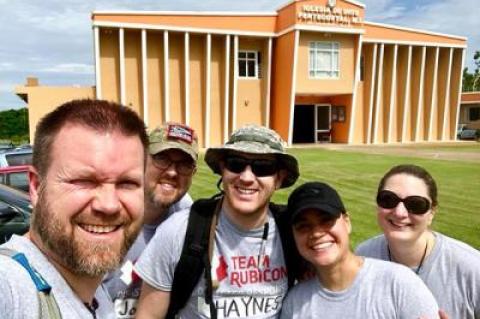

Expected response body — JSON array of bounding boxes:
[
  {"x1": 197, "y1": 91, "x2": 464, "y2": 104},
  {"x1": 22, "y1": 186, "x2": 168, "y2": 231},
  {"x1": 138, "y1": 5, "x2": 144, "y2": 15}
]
[
  {"x1": 216, "y1": 256, "x2": 228, "y2": 281},
  {"x1": 131, "y1": 269, "x2": 141, "y2": 284}
]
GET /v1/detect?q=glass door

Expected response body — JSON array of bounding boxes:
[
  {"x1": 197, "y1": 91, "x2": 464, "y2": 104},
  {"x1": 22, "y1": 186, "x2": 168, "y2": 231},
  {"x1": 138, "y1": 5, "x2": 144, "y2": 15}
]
[{"x1": 315, "y1": 104, "x2": 331, "y2": 142}]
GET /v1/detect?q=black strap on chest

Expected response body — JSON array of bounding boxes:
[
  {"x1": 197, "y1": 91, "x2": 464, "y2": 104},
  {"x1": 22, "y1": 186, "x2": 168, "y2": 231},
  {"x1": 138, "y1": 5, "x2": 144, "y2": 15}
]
[{"x1": 165, "y1": 196, "x2": 300, "y2": 319}]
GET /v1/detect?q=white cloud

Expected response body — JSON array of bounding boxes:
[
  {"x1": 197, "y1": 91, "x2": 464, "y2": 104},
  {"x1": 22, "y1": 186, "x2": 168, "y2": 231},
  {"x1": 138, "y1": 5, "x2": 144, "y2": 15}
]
[{"x1": 39, "y1": 63, "x2": 94, "y2": 74}]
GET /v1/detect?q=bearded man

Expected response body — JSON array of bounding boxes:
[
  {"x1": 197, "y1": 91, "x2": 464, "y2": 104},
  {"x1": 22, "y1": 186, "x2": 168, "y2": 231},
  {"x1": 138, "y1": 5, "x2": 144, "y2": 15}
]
[
  {"x1": 103, "y1": 122, "x2": 198, "y2": 319},
  {"x1": 0, "y1": 99, "x2": 148, "y2": 319}
]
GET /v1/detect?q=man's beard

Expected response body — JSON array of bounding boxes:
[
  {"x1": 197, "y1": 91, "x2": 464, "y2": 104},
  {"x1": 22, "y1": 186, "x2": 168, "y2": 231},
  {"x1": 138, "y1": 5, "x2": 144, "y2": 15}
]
[{"x1": 31, "y1": 186, "x2": 141, "y2": 277}]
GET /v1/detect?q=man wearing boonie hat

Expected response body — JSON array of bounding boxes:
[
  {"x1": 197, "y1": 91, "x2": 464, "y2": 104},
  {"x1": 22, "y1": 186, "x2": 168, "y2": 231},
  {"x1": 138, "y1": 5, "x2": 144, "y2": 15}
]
[
  {"x1": 280, "y1": 182, "x2": 440, "y2": 318},
  {"x1": 135, "y1": 124, "x2": 301, "y2": 318},
  {"x1": 104, "y1": 122, "x2": 198, "y2": 319}
]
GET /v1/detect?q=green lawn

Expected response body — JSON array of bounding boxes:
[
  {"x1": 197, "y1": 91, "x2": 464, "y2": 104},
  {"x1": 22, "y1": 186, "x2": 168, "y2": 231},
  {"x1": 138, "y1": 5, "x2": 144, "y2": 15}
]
[{"x1": 189, "y1": 147, "x2": 480, "y2": 249}]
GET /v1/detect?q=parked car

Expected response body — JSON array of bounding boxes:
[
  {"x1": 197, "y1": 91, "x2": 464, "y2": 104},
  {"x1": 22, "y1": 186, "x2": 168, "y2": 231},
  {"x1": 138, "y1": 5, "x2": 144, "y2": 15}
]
[
  {"x1": 0, "y1": 165, "x2": 30, "y2": 192},
  {"x1": 0, "y1": 148, "x2": 32, "y2": 168},
  {"x1": 457, "y1": 125, "x2": 479, "y2": 140},
  {"x1": 0, "y1": 184, "x2": 31, "y2": 244}
]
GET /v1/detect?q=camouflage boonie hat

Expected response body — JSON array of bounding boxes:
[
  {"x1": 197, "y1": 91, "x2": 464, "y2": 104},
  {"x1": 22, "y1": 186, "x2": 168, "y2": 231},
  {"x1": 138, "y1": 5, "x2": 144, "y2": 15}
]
[
  {"x1": 204, "y1": 124, "x2": 299, "y2": 188},
  {"x1": 149, "y1": 122, "x2": 198, "y2": 161}
]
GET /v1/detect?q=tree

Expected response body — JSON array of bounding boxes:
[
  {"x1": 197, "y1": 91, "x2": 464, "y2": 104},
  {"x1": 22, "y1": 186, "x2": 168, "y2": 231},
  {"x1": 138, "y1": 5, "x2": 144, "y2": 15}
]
[
  {"x1": 0, "y1": 108, "x2": 29, "y2": 144},
  {"x1": 463, "y1": 50, "x2": 480, "y2": 92}
]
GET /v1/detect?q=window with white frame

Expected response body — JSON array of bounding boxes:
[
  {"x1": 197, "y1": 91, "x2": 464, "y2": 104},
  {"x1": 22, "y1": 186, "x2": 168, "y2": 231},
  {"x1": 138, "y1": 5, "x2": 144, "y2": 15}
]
[
  {"x1": 238, "y1": 51, "x2": 260, "y2": 78},
  {"x1": 309, "y1": 42, "x2": 339, "y2": 78}
]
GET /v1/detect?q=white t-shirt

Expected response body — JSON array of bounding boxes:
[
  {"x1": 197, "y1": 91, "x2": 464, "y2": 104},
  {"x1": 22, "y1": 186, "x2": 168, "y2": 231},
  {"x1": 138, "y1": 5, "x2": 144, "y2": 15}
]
[
  {"x1": 281, "y1": 258, "x2": 439, "y2": 319},
  {"x1": 356, "y1": 232, "x2": 480, "y2": 319},
  {"x1": 103, "y1": 193, "x2": 193, "y2": 319},
  {"x1": 0, "y1": 235, "x2": 115, "y2": 319},
  {"x1": 135, "y1": 207, "x2": 288, "y2": 319}
]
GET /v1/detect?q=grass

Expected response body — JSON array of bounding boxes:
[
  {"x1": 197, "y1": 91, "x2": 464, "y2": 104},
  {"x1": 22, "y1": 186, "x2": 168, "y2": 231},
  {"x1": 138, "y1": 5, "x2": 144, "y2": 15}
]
[{"x1": 188, "y1": 146, "x2": 480, "y2": 250}]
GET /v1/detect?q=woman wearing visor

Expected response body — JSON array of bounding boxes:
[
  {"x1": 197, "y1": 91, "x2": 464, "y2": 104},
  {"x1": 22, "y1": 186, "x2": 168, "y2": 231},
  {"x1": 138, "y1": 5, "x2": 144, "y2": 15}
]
[{"x1": 356, "y1": 164, "x2": 480, "y2": 319}]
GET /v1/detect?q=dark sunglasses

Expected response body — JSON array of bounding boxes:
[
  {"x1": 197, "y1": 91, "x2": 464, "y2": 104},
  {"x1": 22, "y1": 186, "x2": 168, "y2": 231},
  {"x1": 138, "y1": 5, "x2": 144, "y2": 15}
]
[
  {"x1": 224, "y1": 156, "x2": 278, "y2": 177},
  {"x1": 376, "y1": 190, "x2": 431, "y2": 215}
]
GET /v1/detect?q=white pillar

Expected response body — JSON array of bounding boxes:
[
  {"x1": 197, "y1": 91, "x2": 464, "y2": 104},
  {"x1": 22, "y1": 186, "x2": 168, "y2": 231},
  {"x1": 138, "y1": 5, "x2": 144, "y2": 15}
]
[
  {"x1": 415, "y1": 46, "x2": 426, "y2": 142},
  {"x1": 224, "y1": 35, "x2": 231, "y2": 142},
  {"x1": 401, "y1": 46, "x2": 412, "y2": 142},
  {"x1": 163, "y1": 31, "x2": 170, "y2": 122},
  {"x1": 348, "y1": 34, "x2": 363, "y2": 144},
  {"x1": 387, "y1": 44, "x2": 398, "y2": 143},
  {"x1": 441, "y1": 48, "x2": 453, "y2": 141},
  {"x1": 184, "y1": 32, "x2": 190, "y2": 126},
  {"x1": 141, "y1": 29, "x2": 149, "y2": 126},
  {"x1": 287, "y1": 30, "x2": 300, "y2": 146},
  {"x1": 119, "y1": 28, "x2": 126, "y2": 105},
  {"x1": 427, "y1": 47, "x2": 439, "y2": 141},
  {"x1": 205, "y1": 34, "x2": 212, "y2": 148},
  {"x1": 454, "y1": 49, "x2": 466, "y2": 140},
  {"x1": 366, "y1": 44, "x2": 378, "y2": 144},
  {"x1": 232, "y1": 35, "x2": 239, "y2": 131},
  {"x1": 373, "y1": 43, "x2": 384, "y2": 144},
  {"x1": 265, "y1": 37, "x2": 273, "y2": 128},
  {"x1": 94, "y1": 26, "x2": 102, "y2": 99}
]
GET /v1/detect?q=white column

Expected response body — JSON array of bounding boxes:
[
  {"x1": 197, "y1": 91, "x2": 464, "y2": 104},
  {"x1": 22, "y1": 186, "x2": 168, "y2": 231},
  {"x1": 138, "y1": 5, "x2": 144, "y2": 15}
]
[
  {"x1": 94, "y1": 26, "x2": 102, "y2": 99},
  {"x1": 366, "y1": 44, "x2": 378, "y2": 144},
  {"x1": 415, "y1": 46, "x2": 426, "y2": 142},
  {"x1": 141, "y1": 29, "x2": 149, "y2": 126},
  {"x1": 205, "y1": 34, "x2": 212, "y2": 148},
  {"x1": 401, "y1": 46, "x2": 412, "y2": 142},
  {"x1": 387, "y1": 44, "x2": 398, "y2": 143},
  {"x1": 454, "y1": 49, "x2": 466, "y2": 139},
  {"x1": 287, "y1": 30, "x2": 300, "y2": 146},
  {"x1": 119, "y1": 28, "x2": 126, "y2": 105},
  {"x1": 348, "y1": 34, "x2": 363, "y2": 144},
  {"x1": 427, "y1": 47, "x2": 439, "y2": 141},
  {"x1": 441, "y1": 48, "x2": 453, "y2": 140},
  {"x1": 265, "y1": 37, "x2": 273, "y2": 128},
  {"x1": 232, "y1": 35, "x2": 239, "y2": 131},
  {"x1": 373, "y1": 43, "x2": 384, "y2": 144},
  {"x1": 163, "y1": 31, "x2": 170, "y2": 122},
  {"x1": 224, "y1": 35, "x2": 231, "y2": 142},
  {"x1": 184, "y1": 32, "x2": 190, "y2": 126}
]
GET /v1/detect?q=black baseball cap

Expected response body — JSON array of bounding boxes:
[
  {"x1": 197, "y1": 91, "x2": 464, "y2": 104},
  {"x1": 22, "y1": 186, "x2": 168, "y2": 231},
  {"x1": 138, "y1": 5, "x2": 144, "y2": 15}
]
[{"x1": 288, "y1": 182, "x2": 346, "y2": 223}]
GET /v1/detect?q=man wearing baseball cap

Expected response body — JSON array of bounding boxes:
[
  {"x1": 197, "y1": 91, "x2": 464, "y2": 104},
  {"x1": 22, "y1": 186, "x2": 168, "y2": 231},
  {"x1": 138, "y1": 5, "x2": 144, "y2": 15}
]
[
  {"x1": 135, "y1": 124, "x2": 300, "y2": 318},
  {"x1": 281, "y1": 182, "x2": 440, "y2": 318},
  {"x1": 104, "y1": 122, "x2": 198, "y2": 319}
]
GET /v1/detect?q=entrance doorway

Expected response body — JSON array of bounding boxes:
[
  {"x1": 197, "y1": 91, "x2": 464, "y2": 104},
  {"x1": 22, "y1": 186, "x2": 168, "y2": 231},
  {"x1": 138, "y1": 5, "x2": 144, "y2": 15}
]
[
  {"x1": 315, "y1": 104, "x2": 331, "y2": 142},
  {"x1": 292, "y1": 105, "x2": 315, "y2": 143},
  {"x1": 292, "y1": 104, "x2": 332, "y2": 143}
]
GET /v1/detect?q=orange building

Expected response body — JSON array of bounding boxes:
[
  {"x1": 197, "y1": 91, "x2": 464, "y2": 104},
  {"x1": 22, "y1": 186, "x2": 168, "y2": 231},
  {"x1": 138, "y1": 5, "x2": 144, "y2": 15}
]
[{"x1": 18, "y1": 0, "x2": 467, "y2": 146}]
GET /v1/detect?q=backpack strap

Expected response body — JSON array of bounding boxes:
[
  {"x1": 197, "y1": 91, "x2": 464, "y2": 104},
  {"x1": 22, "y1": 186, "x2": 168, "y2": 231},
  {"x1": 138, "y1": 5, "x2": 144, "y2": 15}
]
[
  {"x1": 166, "y1": 198, "x2": 301, "y2": 318},
  {"x1": 166, "y1": 195, "x2": 221, "y2": 319},
  {"x1": 269, "y1": 202, "x2": 302, "y2": 288},
  {"x1": 0, "y1": 247, "x2": 62, "y2": 319}
]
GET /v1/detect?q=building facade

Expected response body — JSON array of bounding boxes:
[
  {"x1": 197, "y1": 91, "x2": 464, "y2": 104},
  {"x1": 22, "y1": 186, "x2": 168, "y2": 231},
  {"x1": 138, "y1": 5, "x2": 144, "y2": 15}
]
[
  {"x1": 459, "y1": 92, "x2": 480, "y2": 129},
  {"x1": 18, "y1": 0, "x2": 467, "y2": 146}
]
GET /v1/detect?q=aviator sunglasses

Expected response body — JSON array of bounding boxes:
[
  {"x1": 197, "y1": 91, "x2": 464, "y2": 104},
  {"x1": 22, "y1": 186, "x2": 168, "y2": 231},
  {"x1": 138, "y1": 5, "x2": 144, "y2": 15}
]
[
  {"x1": 376, "y1": 190, "x2": 431, "y2": 215},
  {"x1": 224, "y1": 156, "x2": 278, "y2": 177}
]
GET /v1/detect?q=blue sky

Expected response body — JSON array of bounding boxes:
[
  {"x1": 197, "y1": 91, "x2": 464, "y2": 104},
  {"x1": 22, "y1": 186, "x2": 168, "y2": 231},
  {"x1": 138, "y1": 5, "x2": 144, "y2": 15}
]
[{"x1": 1, "y1": 0, "x2": 478, "y2": 110}]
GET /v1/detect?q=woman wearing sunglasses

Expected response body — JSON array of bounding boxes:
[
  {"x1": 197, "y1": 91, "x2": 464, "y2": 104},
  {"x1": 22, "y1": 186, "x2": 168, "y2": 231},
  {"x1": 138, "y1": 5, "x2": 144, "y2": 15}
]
[{"x1": 356, "y1": 164, "x2": 480, "y2": 319}]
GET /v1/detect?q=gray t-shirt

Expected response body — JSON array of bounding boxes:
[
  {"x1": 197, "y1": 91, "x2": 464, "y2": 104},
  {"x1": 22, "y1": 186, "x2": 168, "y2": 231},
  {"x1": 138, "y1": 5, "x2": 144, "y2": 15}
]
[
  {"x1": 135, "y1": 208, "x2": 288, "y2": 319},
  {"x1": 0, "y1": 235, "x2": 115, "y2": 319},
  {"x1": 103, "y1": 193, "x2": 193, "y2": 319},
  {"x1": 356, "y1": 232, "x2": 480, "y2": 319},
  {"x1": 280, "y1": 258, "x2": 439, "y2": 319}
]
